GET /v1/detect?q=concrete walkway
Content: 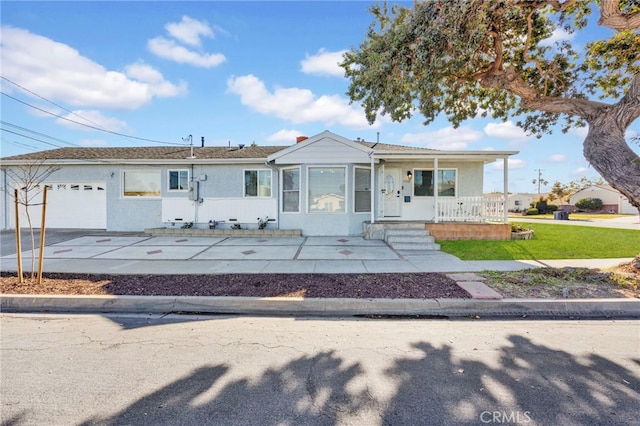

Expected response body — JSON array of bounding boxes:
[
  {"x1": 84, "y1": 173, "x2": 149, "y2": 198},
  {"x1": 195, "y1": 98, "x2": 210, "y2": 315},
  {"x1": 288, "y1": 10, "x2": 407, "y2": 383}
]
[
  {"x1": 0, "y1": 234, "x2": 632, "y2": 275},
  {"x1": 1, "y1": 228, "x2": 638, "y2": 318}
]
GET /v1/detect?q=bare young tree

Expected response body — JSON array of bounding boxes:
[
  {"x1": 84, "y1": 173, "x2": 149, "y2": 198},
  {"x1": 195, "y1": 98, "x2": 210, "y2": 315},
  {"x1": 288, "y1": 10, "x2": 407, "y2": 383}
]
[{"x1": 3, "y1": 158, "x2": 60, "y2": 281}]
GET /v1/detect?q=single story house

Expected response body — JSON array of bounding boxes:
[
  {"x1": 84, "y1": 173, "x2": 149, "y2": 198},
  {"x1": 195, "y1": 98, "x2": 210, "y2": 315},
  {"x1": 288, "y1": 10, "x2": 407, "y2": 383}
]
[
  {"x1": 505, "y1": 193, "x2": 539, "y2": 212},
  {"x1": 569, "y1": 184, "x2": 638, "y2": 214},
  {"x1": 1, "y1": 131, "x2": 518, "y2": 237}
]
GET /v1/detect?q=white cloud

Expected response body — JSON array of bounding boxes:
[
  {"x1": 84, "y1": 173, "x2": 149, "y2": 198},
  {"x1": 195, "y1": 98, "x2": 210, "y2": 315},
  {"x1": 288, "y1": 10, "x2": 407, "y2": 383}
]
[
  {"x1": 0, "y1": 26, "x2": 185, "y2": 110},
  {"x1": 400, "y1": 126, "x2": 482, "y2": 150},
  {"x1": 226, "y1": 74, "x2": 376, "y2": 129},
  {"x1": 300, "y1": 48, "x2": 347, "y2": 77},
  {"x1": 569, "y1": 125, "x2": 589, "y2": 139},
  {"x1": 547, "y1": 154, "x2": 567, "y2": 163},
  {"x1": 540, "y1": 28, "x2": 575, "y2": 46},
  {"x1": 484, "y1": 121, "x2": 529, "y2": 144},
  {"x1": 492, "y1": 158, "x2": 526, "y2": 170},
  {"x1": 572, "y1": 166, "x2": 590, "y2": 176},
  {"x1": 266, "y1": 129, "x2": 304, "y2": 143},
  {"x1": 124, "y1": 62, "x2": 187, "y2": 97},
  {"x1": 165, "y1": 15, "x2": 214, "y2": 46},
  {"x1": 55, "y1": 110, "x2": 131, "y2": 132},
  {"x1": 148, "y1": 37, "x2": 226, "y2": 68}
]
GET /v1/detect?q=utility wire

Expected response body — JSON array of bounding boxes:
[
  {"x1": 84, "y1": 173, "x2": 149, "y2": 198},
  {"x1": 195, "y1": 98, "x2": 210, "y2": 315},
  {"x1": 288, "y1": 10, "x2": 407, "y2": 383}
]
[
  {"x1": 1, "y1": 91, "x2": 184, "y2": 146},
  {"x1": 1, "y1": 75, "x2": 112, "y2": 132},
  {"x1": 1, "y1": 120, "x2": 82, "y2": 148}
]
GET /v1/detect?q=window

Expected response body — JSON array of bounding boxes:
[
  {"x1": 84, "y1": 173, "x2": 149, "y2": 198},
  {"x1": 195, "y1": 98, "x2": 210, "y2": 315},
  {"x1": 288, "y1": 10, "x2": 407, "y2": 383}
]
[
  {"x1": 413, "y1": 169, "x2": 457, "y2": 197},
  {"x1": 354, "y1": 167, "x2": 371, "y2": 213},
  {"x1": 245, "y1": 169, "x2": 271, "y2": 197},
  {"x1": 282, "y1": 168, "x2": 300, "y2": 213},
  {"x1": 308, "y1": 167, "x2": 345, "y2": 213},
  {"x1": 123, "y1": 170, "x2": 160, "y2": 197},
  {"x1": 168, "y1": 170, "x2": 189, "y2": 191}
]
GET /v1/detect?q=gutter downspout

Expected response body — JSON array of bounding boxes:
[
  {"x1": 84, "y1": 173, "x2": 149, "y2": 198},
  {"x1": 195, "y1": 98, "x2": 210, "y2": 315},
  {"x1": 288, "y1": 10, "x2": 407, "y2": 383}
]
[
  {"x1": 434, "y1": 157, "x2": 439, "y2": 223},
  {"x1": 264, "y1": 160, "x2": 280, "y2": 228},
  {"x1": 369, "y1": 152, "x2": 375, "y2": 225},
  {"x1": 503, "y1": 155, "x2": 509, "y2": 223},
  {"x1": 2, "y1": 168, "x2": 8, "y2": 229}
]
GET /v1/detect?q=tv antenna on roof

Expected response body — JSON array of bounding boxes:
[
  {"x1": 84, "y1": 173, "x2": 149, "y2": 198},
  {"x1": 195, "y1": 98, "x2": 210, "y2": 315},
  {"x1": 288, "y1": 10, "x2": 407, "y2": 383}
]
[{"x1": 183, "y1": 134, "x2": 194, "y2": 158}]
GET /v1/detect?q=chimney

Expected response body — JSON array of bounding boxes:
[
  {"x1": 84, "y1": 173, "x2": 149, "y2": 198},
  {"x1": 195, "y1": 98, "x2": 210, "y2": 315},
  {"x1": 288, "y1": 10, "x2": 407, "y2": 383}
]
[
  {"x1": 201, "y1": 136, "x2": 205, "y2": 147},
  {"x1": 296, "y1": 136, "x2": 308, "y2": 143}
]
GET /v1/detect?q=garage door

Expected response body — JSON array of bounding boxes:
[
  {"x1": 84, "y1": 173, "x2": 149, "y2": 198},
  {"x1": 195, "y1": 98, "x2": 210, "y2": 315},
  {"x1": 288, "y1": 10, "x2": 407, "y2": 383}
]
[{"x1": 15, "y1": 182, "x2": 107, "y2": 229}]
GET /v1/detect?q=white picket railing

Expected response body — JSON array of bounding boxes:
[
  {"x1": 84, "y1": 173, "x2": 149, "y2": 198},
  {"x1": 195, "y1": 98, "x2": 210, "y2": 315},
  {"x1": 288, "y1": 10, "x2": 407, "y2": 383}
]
[{"x1": 437, "y1": 196, "x2": 505, "y2": 222}]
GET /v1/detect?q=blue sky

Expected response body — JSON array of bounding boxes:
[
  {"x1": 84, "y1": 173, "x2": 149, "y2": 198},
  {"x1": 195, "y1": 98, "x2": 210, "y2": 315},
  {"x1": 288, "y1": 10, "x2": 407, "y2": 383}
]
[{"x1": 1, "y1": 1, "x2": 638, "y2": 194}]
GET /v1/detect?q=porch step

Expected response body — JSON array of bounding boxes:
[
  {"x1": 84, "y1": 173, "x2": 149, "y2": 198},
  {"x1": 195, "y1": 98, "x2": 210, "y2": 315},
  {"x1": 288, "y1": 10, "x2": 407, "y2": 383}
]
[
  {"x1": 384, "y1": 228, "x2": 440, "y2": 251},
  {"x1": 389, "y1": 242, "x2": 441, "y2": 251},
  {"x1": 386, "y1": 235, "x2": 436, "y2": 244}
]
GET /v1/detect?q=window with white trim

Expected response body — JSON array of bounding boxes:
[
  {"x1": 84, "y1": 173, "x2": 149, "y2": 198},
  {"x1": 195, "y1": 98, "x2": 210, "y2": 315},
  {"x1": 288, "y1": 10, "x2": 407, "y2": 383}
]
[
  {"x1": 282, "y1": 167, "x2": 300, "y2": 213},
  {"x1": 244, "y1": 169, "x2": 271, "y2": 197},
  {"x1": 413, "y1": 169, "x2": 457, "y2": 197},
  {"x1": 354, "y1": 167, "x2": 371, "y2": 213},
  {"x1": 168, "y1": 170, "x2": 189, "y2": 191},
  {"x1": 123, "y1": 170, "x2": 160, "y2": 197},
  {"x1": 308, "y1": 167, "x2": 346, "y2": 213}
]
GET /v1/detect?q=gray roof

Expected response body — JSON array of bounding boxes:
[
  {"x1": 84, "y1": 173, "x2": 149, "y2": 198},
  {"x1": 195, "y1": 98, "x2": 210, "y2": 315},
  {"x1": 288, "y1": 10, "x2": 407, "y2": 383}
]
[
  {"x1": 1, "y1": 141, "x2": 438, "y2": 163},
  {"x1": 1, "y1": 145, "x2": 289, "y2": 162}
]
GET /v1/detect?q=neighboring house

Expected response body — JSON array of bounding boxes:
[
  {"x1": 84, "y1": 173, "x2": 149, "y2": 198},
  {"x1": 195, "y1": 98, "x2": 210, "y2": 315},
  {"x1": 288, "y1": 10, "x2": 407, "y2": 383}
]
[
  {"x1": 506, "y1": 193, "x2": 539, "y2": 212},
  {"x1": 1, "y1": 131, "x2": 518, "y2": 236},
  {"x1": 569, "y1": 184, "x2": 638, "y2": 214}
]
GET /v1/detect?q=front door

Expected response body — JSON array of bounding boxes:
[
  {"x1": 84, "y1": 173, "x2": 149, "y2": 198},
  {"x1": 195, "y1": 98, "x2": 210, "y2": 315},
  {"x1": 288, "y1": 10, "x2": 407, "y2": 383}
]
[{"x1": 383, "y1": 168, "x2": 402, "y2": 217}]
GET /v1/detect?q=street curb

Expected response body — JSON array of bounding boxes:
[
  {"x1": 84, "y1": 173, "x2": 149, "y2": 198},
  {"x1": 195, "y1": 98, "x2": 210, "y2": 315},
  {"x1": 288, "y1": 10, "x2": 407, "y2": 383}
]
[{"x1": 2, "y1": 294, "x2": 639, "y2": 317}]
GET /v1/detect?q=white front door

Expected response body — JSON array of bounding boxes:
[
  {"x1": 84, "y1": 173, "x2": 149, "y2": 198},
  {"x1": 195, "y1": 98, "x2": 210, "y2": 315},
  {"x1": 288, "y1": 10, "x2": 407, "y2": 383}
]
[{"x1": 382, "y1": 168, "x2": 402, "y2": 217}]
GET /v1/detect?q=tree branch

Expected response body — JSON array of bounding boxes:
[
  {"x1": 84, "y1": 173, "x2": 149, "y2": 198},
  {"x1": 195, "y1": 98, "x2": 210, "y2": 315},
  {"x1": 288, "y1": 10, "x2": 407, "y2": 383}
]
[
  {"x1": 479, "y1": 66, "x2": 610, "y2": 117},
  {"x1": 598, "y1": 0, "x2": 640, "y2": 31}
]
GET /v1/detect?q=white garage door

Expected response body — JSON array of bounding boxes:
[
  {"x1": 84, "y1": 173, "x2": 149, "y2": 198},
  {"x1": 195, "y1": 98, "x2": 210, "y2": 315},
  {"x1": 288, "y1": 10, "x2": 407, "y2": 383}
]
[{"x1": 15, "y1": 182, "x2": 107, "y2": 229}]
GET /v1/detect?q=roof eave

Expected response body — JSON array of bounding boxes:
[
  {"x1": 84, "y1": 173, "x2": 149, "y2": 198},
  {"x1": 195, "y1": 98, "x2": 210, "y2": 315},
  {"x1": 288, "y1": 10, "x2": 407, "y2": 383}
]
[{"x1": 0, "y1": 157, "x2": 271, "y2": 166}]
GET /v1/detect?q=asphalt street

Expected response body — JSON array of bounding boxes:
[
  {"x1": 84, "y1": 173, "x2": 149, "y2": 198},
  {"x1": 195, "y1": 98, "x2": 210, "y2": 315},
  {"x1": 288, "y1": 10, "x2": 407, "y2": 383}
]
[{"x1": 1, "y1": 313, "x2": 638, "y2": 425}]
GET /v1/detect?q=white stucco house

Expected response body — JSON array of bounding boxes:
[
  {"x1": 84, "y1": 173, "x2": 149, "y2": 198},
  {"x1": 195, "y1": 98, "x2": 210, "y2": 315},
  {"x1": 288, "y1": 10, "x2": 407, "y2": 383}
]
[
  {"x1": 569, "y1": 184, "x2": 637, "y2": 214},
  {"x1": 505, "y1": 193, "x2": 539, "y2": 212},
  {"x1": 1, "y1": 131, "x2": 518, "y2": 237}
]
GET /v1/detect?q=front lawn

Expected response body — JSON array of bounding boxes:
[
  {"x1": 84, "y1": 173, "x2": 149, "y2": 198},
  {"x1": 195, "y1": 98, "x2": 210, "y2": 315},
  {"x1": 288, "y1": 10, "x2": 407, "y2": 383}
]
[{"x1": 439, "y1": 222, "x2": 640, "y2": 260}]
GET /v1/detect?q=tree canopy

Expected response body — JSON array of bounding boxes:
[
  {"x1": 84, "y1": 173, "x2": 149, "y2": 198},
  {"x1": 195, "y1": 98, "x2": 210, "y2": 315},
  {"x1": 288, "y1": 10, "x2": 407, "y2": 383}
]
[{"x1": 342, "y1": 0, "x2": 640, "y2": 211}]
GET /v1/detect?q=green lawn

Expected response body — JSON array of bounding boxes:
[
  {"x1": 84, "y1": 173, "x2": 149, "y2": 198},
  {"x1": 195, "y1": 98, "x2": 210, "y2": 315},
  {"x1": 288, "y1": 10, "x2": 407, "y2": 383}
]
[
  {"x1": 439, "y1": 222, "x2": 640, "y2": 260},
  {"x1": 509, "y1": 213, "x2": 635, "y2": 221}
]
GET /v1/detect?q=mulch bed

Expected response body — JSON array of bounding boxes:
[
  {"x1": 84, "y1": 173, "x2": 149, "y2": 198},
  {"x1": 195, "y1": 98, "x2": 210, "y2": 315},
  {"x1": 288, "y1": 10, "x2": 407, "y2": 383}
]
[{"x1": 0, "y1": 272, "x2": 471, "y2": 299}]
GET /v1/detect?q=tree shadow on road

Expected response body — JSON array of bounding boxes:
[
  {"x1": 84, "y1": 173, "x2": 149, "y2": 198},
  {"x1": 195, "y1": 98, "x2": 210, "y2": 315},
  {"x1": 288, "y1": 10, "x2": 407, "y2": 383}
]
[
  {"x1": 75, "y1": 336, "x2": 639, "y2": 425},
  {"x1": 80, "y1": 351, "x2": 374, "y2": 425},
  {"x1": 383, "y1": 335, "x2": 640, "y2": 425}
]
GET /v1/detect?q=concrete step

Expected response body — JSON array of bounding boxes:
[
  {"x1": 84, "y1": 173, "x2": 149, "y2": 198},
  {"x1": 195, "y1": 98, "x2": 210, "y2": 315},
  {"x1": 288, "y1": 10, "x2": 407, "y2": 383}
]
[
  {"x1": 379, "y1": 222, "x2": 427, "y2": 230},
  {"x1": 385, "y1": 228, "x2": 431, "y2": 237},
  {"x1": 390, "y1": 242, "x2": 441, "y2": 251},
  {"x1": 386, "y1": 235, "x2": 436, "y2": 244}
]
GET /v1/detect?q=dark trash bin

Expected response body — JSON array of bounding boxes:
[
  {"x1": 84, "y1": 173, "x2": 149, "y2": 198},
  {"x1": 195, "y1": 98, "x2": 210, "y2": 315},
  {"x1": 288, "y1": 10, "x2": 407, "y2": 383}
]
[{"x1": 554, "y1": 211, "x2": 569, "y2": 220}]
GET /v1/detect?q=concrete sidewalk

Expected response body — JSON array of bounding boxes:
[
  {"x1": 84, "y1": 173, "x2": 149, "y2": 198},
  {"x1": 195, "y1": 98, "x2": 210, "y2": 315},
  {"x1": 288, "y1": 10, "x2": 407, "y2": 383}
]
[
  {"x1": 2, "y1": 232, "x2": 638, "y2": 318},
  {"x1": 1, "y1": 233, "x2": 632, "y2": 274}
]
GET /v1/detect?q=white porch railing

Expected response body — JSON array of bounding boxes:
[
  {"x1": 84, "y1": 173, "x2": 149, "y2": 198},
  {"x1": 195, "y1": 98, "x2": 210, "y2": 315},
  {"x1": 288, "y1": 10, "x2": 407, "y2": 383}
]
[{"x1": 437, "y1": 196, "x2": 506, "y2": 222}]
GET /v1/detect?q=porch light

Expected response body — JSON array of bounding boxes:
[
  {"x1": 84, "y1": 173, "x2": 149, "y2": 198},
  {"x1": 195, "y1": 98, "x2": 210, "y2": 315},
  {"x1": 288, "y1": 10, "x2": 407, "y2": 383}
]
[{"x1": 406, "y1": 171, "x2": 413, "y2": 180}]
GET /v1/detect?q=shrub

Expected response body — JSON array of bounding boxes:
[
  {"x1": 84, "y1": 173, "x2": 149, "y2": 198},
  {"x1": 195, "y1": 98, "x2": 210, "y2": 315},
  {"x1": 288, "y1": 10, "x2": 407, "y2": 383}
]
[
  {"x1": 575, "y1": 197, "x2": 603, "y2": 211},
  {"x1": 547, "y1": 204, "x2": 558, "y2": 212},
  {"x1": 511, "y1": 223, "x2": 530, "y2": 232},
  {"x1": 526, "y1": 208, "x2": 539, "y2": 215},
  {"x1": 535, "y1": 199, "x2": 548, "y2": 214}
]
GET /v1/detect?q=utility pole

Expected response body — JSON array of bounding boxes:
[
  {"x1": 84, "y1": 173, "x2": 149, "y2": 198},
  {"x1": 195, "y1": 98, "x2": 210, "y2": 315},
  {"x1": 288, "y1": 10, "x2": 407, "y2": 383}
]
[{"x1": 532, "y1": 169, "x2": 548, "y2": 195}]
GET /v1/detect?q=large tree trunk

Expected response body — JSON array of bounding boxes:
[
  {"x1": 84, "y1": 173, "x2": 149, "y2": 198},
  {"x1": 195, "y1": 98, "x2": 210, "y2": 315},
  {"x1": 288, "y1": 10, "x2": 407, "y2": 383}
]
[{"x1": 584, "y1": 115, "x2": 640, "y2": 214}]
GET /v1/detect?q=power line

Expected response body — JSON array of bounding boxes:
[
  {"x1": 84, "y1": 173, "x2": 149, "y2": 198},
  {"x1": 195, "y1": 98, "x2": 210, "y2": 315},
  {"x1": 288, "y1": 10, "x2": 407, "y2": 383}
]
[
  {"x1": 1, "y1": 91, "x2": 184, "y2": 146},
  {"x1": 1, "y1": 120, "x2": 82, "y2": 148},
  {"x1": 1, "y1": 75, "x2": 112, "y2": 133},
  {"x1": 1, "y1": 128, "x2": 69, "y2": 149}
]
